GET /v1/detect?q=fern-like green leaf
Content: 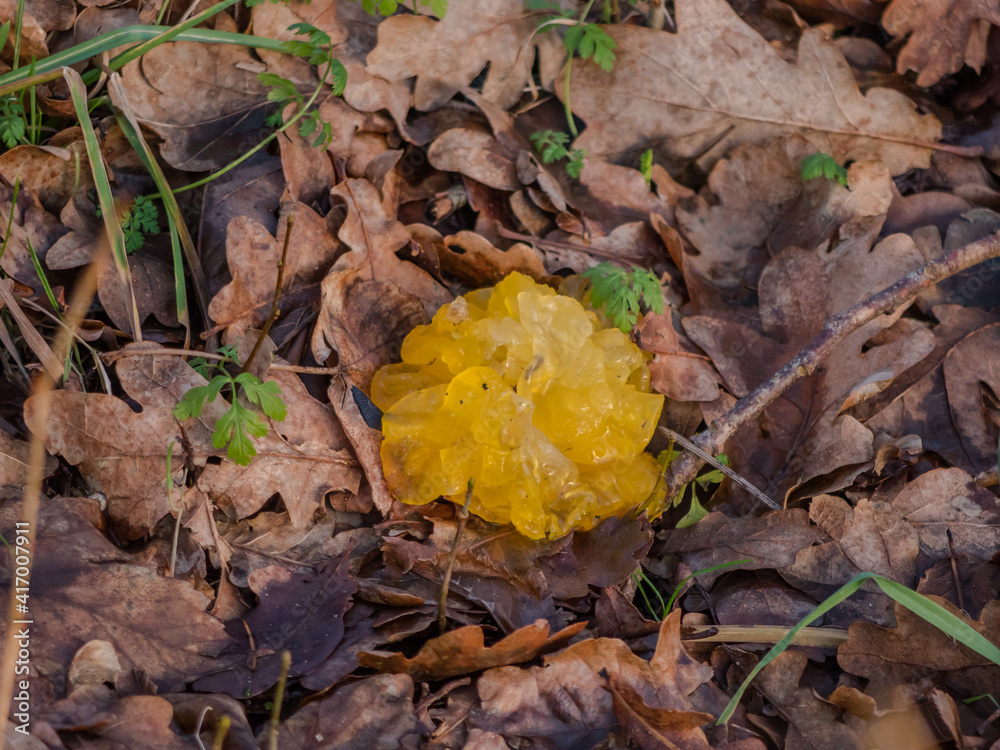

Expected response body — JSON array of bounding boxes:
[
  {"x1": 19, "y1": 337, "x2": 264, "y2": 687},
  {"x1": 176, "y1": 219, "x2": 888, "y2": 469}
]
[{"x1": 800, "y1": 153, "x2": 848, "y2": 188}]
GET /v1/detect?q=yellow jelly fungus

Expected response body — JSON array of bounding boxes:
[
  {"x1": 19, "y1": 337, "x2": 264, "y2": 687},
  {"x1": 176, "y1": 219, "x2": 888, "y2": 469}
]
[{"x1": 371, "y1": 272, "x2": 666, "y2": 539}]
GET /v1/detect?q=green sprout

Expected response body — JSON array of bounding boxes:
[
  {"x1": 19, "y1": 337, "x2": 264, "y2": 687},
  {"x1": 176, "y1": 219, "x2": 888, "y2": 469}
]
[
  {"x1": 582, "y1": 262, "x2": 664, "y2": 332},
  {"x1": 173, "y1": 345, "x2": 287, "y2": 466},
  {"x1": 800, "y1": 153, "x2": 848, "y2": 188}
]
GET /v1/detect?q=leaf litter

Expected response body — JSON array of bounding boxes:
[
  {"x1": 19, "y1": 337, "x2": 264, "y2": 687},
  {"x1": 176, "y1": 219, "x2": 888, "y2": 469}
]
[{"x1": 3, "y1": 0, "x2": 1000, "y2": 747}]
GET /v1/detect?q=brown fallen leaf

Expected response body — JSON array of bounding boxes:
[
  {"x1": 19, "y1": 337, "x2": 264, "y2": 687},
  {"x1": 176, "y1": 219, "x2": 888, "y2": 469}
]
[
  {"x1": 278, "y1": 673, "x2": 427, "y2": 749},
  {"x1": 637, "y1": 312, "x2": 721, "y2": 402},
  {"x1": 838, "y1": 597, "x2": 1000, "y2": 700},
  {"x1": 207, "y1": 201, "x2": 340, "y2": 338},
  {"x1": 606, "y1": 671, "x2": 715, "y2": 750},
  {"x1": 194, "y1": 554, "x2": 357, "y2": 697},
  {"x1": 25, "y1": 344, "x2": 360, "y2": 539},
  {"x1": 0, "y1": 497, "x2": 232, "y2": 709},
  {"x1": 430, "y1": 228, "x2": 550, "y2": 286},
  {"x1": 360, "y1": 619, "x2": 586, "y2": 681},
  {"x1": 886, "y1": 467, "x2": 1000, "y2": 566},
  {"x1": 199, "y1": 151, "x2": 285, "y2": 296},
  {"x1": 883, "y1": 0, "x2": 1000, "y2": 87},
  {"x1": 658, "y1": 510, "x2": 822, "y2": 588},
  {"x1": 365, "y1": 0, "x2": 561, "y2": 111},
  {"x1": 0, "y1": 431, "x2": 55, "y2": 496},
  {"x1": 567, "y1": 0, "x2": 940, "y2": 176},
  {"x1": 0, "y1": 183, "x2": 68, "y2": 294},
  {"x1": 751, "y1": 650, "x2": 862, "y2": 750},
  {"x1": 115, "y1": 29, "x2": 270, "y2": 171},
  {"x1": 782, "y1": 496, "x2": 919, "y2": 589},
  {"x1": 0, "y1": 143, "x2": 89, "y2": 214},
  {"x1": 942, "y1": 322, "x2": 1000, "y2": 473},
  {"x1": 470, "y1": 611, "x2": 714, "y2": 749}
]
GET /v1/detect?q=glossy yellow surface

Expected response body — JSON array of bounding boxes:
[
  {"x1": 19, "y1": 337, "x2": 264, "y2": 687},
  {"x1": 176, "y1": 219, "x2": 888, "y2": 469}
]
[{"x1": 371, "y1": 272, "x2": 665, "y2": 539}]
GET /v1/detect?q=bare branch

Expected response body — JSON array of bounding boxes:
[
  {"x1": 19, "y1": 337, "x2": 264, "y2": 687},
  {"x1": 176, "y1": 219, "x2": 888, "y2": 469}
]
[{"x1": 666, "y1": 230, "x2": 1000, "y2": 505}]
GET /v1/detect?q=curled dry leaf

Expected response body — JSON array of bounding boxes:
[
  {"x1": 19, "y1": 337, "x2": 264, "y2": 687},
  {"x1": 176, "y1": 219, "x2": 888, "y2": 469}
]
[
  {"x1": 470, "y1": 611, "x2": 714, "y2": 749},
  {"x1": 359, "y1": 619, "x2": 587, "y2": 681},
  {"x1": 567, "y1": 0, "x2": 940, "y2": 176}
]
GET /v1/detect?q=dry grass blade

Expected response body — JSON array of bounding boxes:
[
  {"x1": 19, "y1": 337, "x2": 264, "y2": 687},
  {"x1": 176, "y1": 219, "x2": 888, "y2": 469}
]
[
  {"x1": 0, "y1": 281, "x2": 63, "y2": 381},
  {"x1": 0, "y1": 247, "x2": 105, "y2": 744}
]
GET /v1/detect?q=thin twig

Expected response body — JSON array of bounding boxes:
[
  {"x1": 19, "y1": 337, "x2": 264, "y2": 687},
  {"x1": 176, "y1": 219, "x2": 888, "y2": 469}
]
[
  {"x1": 243, "y1": 214, "x2": 293, "y2": 375},
  {"x1": 439, "y1": 480, "x2": 474, "y2": 634},
  {"x1": 658, "y1": 427, "x2": 778, "y2": 510},
  {"x1": 664, "y1": 229, "x2": 1000, "y2": 501}
]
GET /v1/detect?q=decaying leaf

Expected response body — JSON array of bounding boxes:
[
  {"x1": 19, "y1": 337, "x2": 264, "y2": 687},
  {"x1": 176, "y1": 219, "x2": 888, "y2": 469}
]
[
  {"x1": 0, "y1": 497, "x2": 232, "y2": 707},
  {"x1": 568, "y1": 0, "x2": 940, "y2": 175},
  {"x1": 25, "y1": 344, "x2": 360, "y2": 539},
  {"x1": 366, "y1": 0, "x2": 562, "y2": 111}
]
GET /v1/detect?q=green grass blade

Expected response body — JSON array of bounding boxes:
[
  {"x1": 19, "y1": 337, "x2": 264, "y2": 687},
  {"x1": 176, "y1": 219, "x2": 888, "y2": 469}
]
[
  {"x1": 717, "y1": 572, "x2": 1000, "y2": 726},
  {"x1": 873, "y1": 577, "x2": 1000, "y2": 665},
  {"x1": 63, "y1": 67, "x2": 142, "y2": 341},
  {"x1": 0, "y1": 27, "x2": 287, "y2": 94},
  {"x1": 717, "y1": 572, "x2": 871, "y2": 725}
]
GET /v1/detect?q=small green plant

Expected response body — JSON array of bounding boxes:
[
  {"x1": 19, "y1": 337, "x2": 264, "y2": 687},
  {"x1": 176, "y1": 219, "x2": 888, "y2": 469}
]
[
  {"x1": 0, "y1": 94, "x2": 26, "y2": 149},
  {"x1": 632, "y1": 558, "x2": 752, "y2": 621},
  {"x1": 800, "y1": 153, "x2": 848, "y2": 188},
  {"x1": 563, "y1": 20, "x2": 616, "y2": 72},
  {"x1": 122, "y1": 195, "x2": 160, "y2": 252},
  {"x1": 529, "y1": 130, "x2": 587, "y2": 178},
  {"x1": 96, "y1": 195, "x2": 161, "y2": 253},
  {"x1": 582, "y1": 262, "x2": 664, "y2": 332},
  {"x1": 657, "y1": 449, "x2": 729, "y2": 528},
  {"x1": 258, "y1": 23, "x2": 347, "y2": 149},
  {"x1": 173, "y1": 345, "x2": 288, "y2": 466},
  {"x1": 350, "y1": 0, "x2": 447, "y2": 17},
  {"x1": 531, "y1": 0, "x2": 617, "y2": 136},
  {"x1": 640, "y1": 148, "x2": 653, "y2": 186}
]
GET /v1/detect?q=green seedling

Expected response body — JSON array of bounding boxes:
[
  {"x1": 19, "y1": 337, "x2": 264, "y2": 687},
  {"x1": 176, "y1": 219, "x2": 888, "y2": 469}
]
[
  {"x1": 258, "y1": 23, "x2": 347, "y2": 149},
  {"x1": 0, "y1": 93, "x2": 25, "y2": 148},
  {"x1": 583, "y1": 262, "x2": 664, "y2": 332},
  {"x1": 800, "y1": 153, "x2": 848, "y2": 188},
  {"x1": 640, "y1": 148, "x2": 653, "y2": 186},
  {"x1": 718, "y1": 572, "x2": 1000, "y2": 725},
  {"x1": 97, "y1": 195, "x2": 160, "y2": 253},
  {"x1": 632, "y1": 558, "x2": 752, "y2": 621},
  {"x1": 173, "y1": 345, "x2": 288, "y2": 466},
  {"x1": 529, "y1": 130, "x2": 587, "y2": 178}
]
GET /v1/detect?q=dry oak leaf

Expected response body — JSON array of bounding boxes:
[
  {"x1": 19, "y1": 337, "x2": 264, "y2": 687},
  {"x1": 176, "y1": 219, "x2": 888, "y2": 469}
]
[
  {"x1": 887, "y1": 467, "x2": 1000, "y2": 565},
  {"x1": 883, "y1": 0, "x2": 1000, "y2": 87},
  {"x1": 0, "y1": 497, "x2": 232, "y2": 705},
  {"x1": 658, "y1": 510, "x2": 822, "y2": 588},
  {"x1": 0, "y1": 431, "x2": 55, "y2": 496},
  {"x1": 365, "y1": 0, "x2": 561, "y2": 111},
  {"x1": 782, "y1": 496, "x2": 919, "y2": 589},
  {"x1": 26, "y1": 344, "x2": 360, "y2": 539},
  {"x1": 470, "y1": 610, "x2": 715, "y2": 749},
  {"x1": 359, "y1": 619, "x2": 587, "y2": 681},
  {"x1": 278, "y1": 674, "x2": 426, "y2": 749},
  {"x1": 752, "y1": 650, "x2": 862, "y2": 750},
  {"x1": 432, "y1": 228, "x2": 550, "y2": 286},
  {"x1": 207, "y1": 201, "x2": 340, "y2": 337},
  {"x1": 567, "y1": 0, "x2": 940, "y2": 176},
  {"x1": 838, "y1": 598, "x2": 1000, "y2": 699},
  {"x1": 115, "y1": 33, "x2": 270, "y2": 171},
  {"x1": 194, "y1": 554, "x2": 357, "y2": 697}
]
